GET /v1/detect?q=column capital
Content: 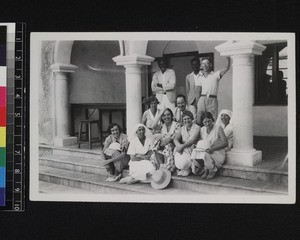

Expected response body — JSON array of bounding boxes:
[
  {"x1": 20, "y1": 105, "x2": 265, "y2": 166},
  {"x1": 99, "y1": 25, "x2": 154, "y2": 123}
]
[
  {"x1": 50, "y1": 63, "x2": 78, "y2": 73},
  {"x1": 113, "y1": 54, "x2": 155, "y2": 66},
  {"x1": 215, "y1": 40, "x2": 266, "y2": 56}
]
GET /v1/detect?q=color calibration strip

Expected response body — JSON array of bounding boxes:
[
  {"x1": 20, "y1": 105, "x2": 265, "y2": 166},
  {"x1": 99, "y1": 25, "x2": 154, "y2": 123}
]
[
  {"x1": 0, "y1": 23, "x2": 25, "y2": 211},
  {"x1": 0, "y1": 26, "x2": 7, "y2": 206},
  {"x1": 0, "y1": 26, "x2": 7, "y2": 207}
]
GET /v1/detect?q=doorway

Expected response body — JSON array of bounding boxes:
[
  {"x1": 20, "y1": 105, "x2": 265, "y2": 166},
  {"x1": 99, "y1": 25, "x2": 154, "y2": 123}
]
[{"x1": 147, "y1": 51, "x2": 214, "y2": 97}]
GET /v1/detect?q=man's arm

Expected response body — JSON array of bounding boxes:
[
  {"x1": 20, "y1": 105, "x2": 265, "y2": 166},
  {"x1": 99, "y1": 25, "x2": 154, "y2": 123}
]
[
  {"x1": 151, "y1": 72, "x2": 163, "y2": 93},
  {"x1": 195, "y1": 85, "x2": 202, "y2": 104},
  {"x1": 185, "y1": 75, "x2": 190, "y2": 98},
  {"x1": 220, "y1": 57, "x2": 231, "y2": 78}
]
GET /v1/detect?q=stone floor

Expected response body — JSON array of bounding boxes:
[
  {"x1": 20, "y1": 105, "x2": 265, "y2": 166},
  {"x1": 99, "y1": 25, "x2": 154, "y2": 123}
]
[{"x1": 253, "y1": 136, "x2": 288, "y2": 172}]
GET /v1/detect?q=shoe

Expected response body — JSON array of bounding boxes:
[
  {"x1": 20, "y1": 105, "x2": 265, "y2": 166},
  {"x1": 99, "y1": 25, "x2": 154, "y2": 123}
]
[
  {"x1": 110, "y1": 174, "x2": 122, "y2": 182},
  {"x1": 128, "y1": 178, "x2": 139, "y2": 184},
  {"x1": 119, "y1": 176, "x2": 133, "y2": 184},
  {"x1": 181, "y1": 169, "x2": 191, "y2": 177},
  {"x1": 106, "y1": 176, "x2": 114, "y2": 182},
  {"x1": 201, "y1": 169, "x2": 209, "y2": 179},
  {"x1": 206, "y1": 171, "x2": 215, "y2": 180}
]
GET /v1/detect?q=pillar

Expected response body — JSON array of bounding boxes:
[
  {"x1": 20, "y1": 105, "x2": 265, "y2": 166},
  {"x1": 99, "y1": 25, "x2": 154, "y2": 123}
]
[
  {"x1": 215, "y1": 41, "x2": 266, "y2": 166},
  {"x1": 50, "y1": 63, "x2": 78, "y2": 147},
  {"x1": 113, "y1": 54, "x2": 154, "y2": 133}
]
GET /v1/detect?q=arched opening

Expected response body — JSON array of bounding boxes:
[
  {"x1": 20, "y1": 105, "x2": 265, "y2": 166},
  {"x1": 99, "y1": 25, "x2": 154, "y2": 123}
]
[{"x1": 68, "y1": 41, "x2": 126, "y2": 137}]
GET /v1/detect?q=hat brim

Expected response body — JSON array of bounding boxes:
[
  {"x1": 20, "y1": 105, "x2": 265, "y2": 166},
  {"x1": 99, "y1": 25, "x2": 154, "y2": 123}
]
[{"x1": 151, "y1": 170, "x2": 172, "y2": 190}]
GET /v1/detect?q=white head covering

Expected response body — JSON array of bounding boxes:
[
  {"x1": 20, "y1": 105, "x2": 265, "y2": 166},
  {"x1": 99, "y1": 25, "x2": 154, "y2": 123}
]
[
  {"x1": 216, "y1": 109, "x2": 233, "y2": 128},
  {"x1": 128, "y1": 123, "x2": 153, "y2": 142}
]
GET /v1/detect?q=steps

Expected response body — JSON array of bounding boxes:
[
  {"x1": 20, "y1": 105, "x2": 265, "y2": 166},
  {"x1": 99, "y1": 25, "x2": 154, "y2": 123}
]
[
  {"x1": 39, "y1": 145, "x2": 288, "y2": 196},
  {"x1": 39, "y1": 165, "x2": 199, "y2": 195},
  {"x1": 219, "y1": 164, "x2": 288, "y2": 185}
]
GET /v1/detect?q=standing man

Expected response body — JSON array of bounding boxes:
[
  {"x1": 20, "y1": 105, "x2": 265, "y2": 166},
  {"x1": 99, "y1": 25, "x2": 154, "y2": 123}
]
[
  {"x1": 186, "y1": 58, "x2": 201, "y2": 109},
  {"x1": 151, "y1": 58, "x2": 176, "y2": 111},
  {"x1": 174, "y1": 94, "x2": 196, "y2": 125},
  {"x1": 196, "y1": 57, "x2": 231, "y2": 125}
]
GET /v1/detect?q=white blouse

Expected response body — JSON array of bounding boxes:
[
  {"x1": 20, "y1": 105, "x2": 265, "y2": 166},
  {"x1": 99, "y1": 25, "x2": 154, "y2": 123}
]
[{"x1": 127, "y1": 136, "x2": 152, "y2": 155}]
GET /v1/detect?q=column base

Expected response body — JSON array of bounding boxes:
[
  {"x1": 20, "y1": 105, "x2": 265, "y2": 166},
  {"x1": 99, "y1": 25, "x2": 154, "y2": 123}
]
[
  {"x1": 226, "y1": 149, "x2": 262, "y2": 167},
  {"x1": 54, "y1": 136, "x2": 77, "y2": 147}
]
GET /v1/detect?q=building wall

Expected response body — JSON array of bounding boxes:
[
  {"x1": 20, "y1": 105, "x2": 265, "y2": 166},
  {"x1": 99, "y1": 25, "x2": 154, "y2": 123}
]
[
  {"x1": 39, "y1": 41, "x2": 55, "y2": 145},
  {"x1": 69, "y1": 41, "x2": 148, "y2": 136},
  {"x1": 69, "y1": 41, "x2": 126, "y2": 104},
  {"x1": 38, "y1": 40, "x2": 287, "y2": 145}
]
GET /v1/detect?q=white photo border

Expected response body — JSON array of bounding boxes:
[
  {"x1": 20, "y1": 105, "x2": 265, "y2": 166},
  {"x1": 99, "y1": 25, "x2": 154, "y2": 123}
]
[{"x1": 30, "y1": 32, "x2": 296, "y2": 203}]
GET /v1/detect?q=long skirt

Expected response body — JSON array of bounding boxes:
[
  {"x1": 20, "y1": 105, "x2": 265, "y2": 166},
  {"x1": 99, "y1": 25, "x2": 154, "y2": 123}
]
[
  {"x1": 191, "y1": 149, "x2": 225, "y2": 175},
  {"x1": 129, "y1": 160, "x2": 156, "y2": 181}
]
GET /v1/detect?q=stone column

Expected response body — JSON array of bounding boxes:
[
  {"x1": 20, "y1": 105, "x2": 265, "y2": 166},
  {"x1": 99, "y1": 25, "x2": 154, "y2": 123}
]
[
  {"x1": 50, "y1": 63, "x2": 78, "y2": 146},
  {"x1": 113, "y1": 54, "x2": 154, "y2": 133},
  {"x1": 215, "y1": 41, "x2": 266, "y2": 166}
]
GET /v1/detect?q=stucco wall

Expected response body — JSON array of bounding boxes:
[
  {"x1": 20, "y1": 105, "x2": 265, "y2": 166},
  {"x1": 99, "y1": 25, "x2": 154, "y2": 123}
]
[
  {"x1": 69, "y1": 41, "x2": 126, "y2": 103},
  {"x1": 39, "y1": 41, "x2": 55, "y2": 145}
]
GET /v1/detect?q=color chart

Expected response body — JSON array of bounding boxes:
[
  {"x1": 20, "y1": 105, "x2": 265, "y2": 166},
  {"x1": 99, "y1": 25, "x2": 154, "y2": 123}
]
[
  {"x1": 0, "y1": 25, "x2": 7, "y2": 207},
  {"x1": 0, "y1": 23, "x2": 25, "y2": 211}
]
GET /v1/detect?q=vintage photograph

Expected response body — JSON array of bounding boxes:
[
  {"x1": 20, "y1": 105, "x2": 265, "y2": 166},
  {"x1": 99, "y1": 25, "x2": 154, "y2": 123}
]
[{"x1": 30, "y1": 33, "x2": 295, "y2": 203}]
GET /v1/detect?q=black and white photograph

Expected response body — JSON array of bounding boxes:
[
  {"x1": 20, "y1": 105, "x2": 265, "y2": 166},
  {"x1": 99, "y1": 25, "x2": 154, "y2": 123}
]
[{"x1": 30, "y1": 32, "x2": 295, "y2": 203}]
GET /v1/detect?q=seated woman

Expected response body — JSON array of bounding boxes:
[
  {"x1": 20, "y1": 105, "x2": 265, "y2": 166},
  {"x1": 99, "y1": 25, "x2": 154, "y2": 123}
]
[
  {"x1": 119, "y1": 124, "x2": 156, "y2": 184},
  {"x1": 191, "y1": 112, "x2": 228, "y2": 180},
  {"x1": 216, "y1": 109, "x2": 233, "y2": 151},
  {"x1": 152, "y1": 108, "x2": 180, "y2": 172},
  {"x1": 142, "y1": 95, "x2": 163, "y2": 133},
  {"x1": 173, "y1": 110, "x2": 200, "y2": 177},
  {"x1": 102, "y1": 123, "x2": 130, "y2": 182}
]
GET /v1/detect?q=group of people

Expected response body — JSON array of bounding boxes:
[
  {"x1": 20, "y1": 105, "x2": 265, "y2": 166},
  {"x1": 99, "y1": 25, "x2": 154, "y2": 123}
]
[{"x1": 102, "y1": 56, "x2": 233, "y2": 189}]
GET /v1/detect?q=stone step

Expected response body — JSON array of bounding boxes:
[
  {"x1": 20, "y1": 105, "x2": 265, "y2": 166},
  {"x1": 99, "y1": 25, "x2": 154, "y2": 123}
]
[
  {"x1": 39, "y1": 165, "x2": 287, "y2": 196},
  {"x1": 39, "y1": 155, "x2": 107, "y2": 176},
  {"x1": 39, "y1": 165, "x2": 199, "y2": 195},
  {"x1": 39, "y1": 144, "x2": 104, "y2": 160},
  {"x1": 40, "y1": 153, "x2": 288, "y2": 185},
  {"x1": 171, "y1": 175, "x2": 287, "y2": 195},
  {"x1": 219, "y1": 164, "x2": 288, "y2": 185}
]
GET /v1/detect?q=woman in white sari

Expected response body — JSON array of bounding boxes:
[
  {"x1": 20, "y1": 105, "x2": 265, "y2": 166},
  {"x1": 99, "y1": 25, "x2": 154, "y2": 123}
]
[
  {"x1": 215, "y1": 109, "x2": 233, "y2": 152},
  {"x1": 191, "y1": 112, "x2": 228, "y2": 179},
  {"x1": 119, "y1": 124, "x2": 156, "y2": 184}
]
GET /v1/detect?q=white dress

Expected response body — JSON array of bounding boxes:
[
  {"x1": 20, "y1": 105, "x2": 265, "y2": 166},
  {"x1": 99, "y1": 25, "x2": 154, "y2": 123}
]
[
  {"x1": 192, "y1": 124, "x2": 226, "y2": 173},
  {"x1": 127, "y1": 136, "x2": 156, "y2": 181}
]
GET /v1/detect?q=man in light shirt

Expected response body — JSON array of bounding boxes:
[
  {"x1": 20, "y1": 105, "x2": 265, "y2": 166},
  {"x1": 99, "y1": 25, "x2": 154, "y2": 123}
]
[
  {"x1": 174, "y1": 94, "x2": 196, "y2": 125},
  {"x1": 186, "y1": 58, "x2": 201, "y2": 109},
  {"x1": 195, "y1": 57, "x2": 231, "y2": 125},
  {"x1": 151, "y1": 58, "x2": 176, "y2": 111}
]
